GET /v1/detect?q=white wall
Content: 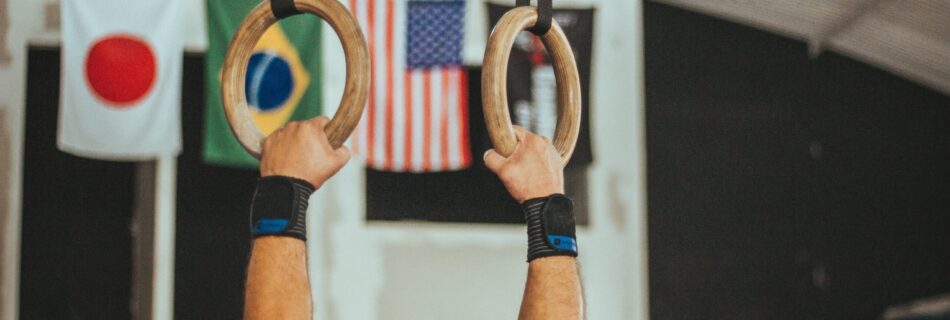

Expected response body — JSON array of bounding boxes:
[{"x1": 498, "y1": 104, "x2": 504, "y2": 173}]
[{"x1": 0, "y1": 0, "x2": 646, "y2": 319}]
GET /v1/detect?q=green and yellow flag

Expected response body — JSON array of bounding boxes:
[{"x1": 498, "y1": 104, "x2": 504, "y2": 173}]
[{"x1": 204, "y1": 0, "x2": 322, "y2": 168}]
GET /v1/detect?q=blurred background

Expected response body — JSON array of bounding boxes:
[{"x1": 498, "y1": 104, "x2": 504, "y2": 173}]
[{"x1": 0, "y1": 0, "x2": 948, "y2": 319}]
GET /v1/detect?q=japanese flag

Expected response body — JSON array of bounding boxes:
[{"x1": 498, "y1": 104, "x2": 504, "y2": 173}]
[{"x1": 58, "y1": 0, "x2": 183, "y2": 160}]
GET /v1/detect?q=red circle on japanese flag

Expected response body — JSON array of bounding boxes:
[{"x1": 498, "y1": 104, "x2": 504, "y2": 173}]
[{"x1": 84, "y1": 34, "x2": 157, "y2": 108}]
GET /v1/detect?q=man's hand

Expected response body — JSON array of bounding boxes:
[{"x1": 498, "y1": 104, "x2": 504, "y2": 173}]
[
  {"x1": 484, "y1": 127, "x2": 565, "y2": 203},
  {"x1": 260, "y1": 116, "x2": 350, "y2": 189}
]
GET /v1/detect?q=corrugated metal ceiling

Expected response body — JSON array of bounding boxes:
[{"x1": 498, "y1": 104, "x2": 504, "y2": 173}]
[{"x1": 652, "y1": 0, "x2": 950, "y2": 96}]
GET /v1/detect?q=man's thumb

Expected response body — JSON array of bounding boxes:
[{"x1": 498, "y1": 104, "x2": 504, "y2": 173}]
[{"x1": 483, "y1": 149, "x2": 505, "y2": 172}]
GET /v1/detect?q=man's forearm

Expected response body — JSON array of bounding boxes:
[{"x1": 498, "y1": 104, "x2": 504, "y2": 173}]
[
  {"x1": 242, "y1": 118, "x2": 348, "y2": 320},
  {"x1": 518, "y1": 194, "x2": 584, "y2": 320},
  {"x1": 519, "y1": 256, "x2": 584, "y2": 320},
  {"x1": 245, "y1": 237, "x2": 312, "y2": 320}
]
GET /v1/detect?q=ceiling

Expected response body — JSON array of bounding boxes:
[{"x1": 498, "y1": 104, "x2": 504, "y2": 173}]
[{"x1": 651, "y1": 0, "x2": 950, "y2": 96}]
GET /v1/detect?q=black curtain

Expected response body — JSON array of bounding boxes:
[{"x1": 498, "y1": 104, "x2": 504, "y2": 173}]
[{"x1": 646, "y1": 2, "x2": 950, "y2": 319}]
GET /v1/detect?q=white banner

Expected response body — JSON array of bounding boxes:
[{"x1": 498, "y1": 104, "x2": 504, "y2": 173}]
[{"x1": 58, "y1": 0, "x2": 182, "y2": 160}]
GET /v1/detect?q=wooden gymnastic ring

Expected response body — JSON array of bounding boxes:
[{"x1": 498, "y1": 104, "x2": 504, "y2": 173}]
[
  {"x1": 221, "y1": 0, "x2": 370, "y2": 158},
  {"x1": 482, "y1": 6, "x2": 581, "y2": 167}
]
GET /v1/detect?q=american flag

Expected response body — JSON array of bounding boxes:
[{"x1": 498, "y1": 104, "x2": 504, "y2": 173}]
[{"x1": 350, "y1": 0, "x2": 472, "y2": 172}]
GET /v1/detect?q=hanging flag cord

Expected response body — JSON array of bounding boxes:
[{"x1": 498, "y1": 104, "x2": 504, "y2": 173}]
[
  {"x1": 516, "y1": 0, "x2": 553, "y2": 36},
  {"x1": 271, "y1": 0, "x2": 302, "y2": 19}
]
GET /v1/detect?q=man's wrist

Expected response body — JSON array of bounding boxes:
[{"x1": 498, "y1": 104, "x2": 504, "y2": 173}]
[
  {"x1": 249, "y1": 176, "x2": 315, "y2": 241},
  {"x1": 260, "y1": 172, "x2": 320, "y2": 190},
  {"x1": 522, "y1": 194, "x2": 578, "y2": 262},
  {"x1": 517, "y1": 186, "x2": 565, "y2": 203}
]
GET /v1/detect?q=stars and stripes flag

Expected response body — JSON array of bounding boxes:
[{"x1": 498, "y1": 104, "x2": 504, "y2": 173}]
[{"x1": 349, "y1": 0, "x2": 472, "y2": 172}]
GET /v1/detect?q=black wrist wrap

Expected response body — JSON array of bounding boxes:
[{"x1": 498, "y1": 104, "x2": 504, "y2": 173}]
[
  {"x1": 523, "y1": 194, "x2": 578, "y2": 262},
  {"x1": 249, "y1": 176, "x2": 315, "y2": 241}
]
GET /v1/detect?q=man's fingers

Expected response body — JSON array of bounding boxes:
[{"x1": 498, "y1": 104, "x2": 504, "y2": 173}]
[
  {"x1": 260, "y1": 137, "x2": 272, "y2": 156},
  {"x1": 510, "y1": 126, "x2": 532, "y2": 155},
  {"x1": 303, "y1": 116, "x2": 330, "y2": 138},
  {"x1": 334, "y1": 145, "x2": 351, "y2": 162},
  {"x1": 310, "y1": 116, "x2": 330, "y2": 128},
  {"x1": 483, "y1": 149, "x2": 506, "y2": 172},
  {"x1": 289, "y1": 116, "x2": 327, "y2": 131},
  {"x1": 512, "y1": 126, "x2": 529, "y2": 142},
  {"x1": 261, "y1": 128, "x2": 279, "y2": 149},
  {"x1": 540, "y1": 135, "x2": 552, "y2": 145},
  {"x1": 530, "y1": 134, "x2": 549, "y2": 152}
]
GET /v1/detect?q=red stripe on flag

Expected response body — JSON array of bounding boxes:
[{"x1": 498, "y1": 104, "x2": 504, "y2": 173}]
[
  {"x1": 440, "y1": 70, "x2": 450, "y2": 169},
  {"x1": 422, "y1": 72, "x2": 431, "y2": 171},
  {"x1": 366, "y1": 0, "x2": 377, "y2": 166},
  {"x1": 383, "y1": 0, "x2": 395, "y2": 170},
  {"x1": 458, "y1": 69, "x2": 471, "y2": 166}
]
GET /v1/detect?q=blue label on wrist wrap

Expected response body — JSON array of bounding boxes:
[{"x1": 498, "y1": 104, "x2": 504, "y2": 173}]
[
  {"x1": 249, "y1": 176, "x2": 314, "y2": 241},
  {"x1": 547, "y1": 235, "x2": 577, "y2": 252},
  {"x1": 523, "y1": 194, "x2": 578, "y2": 261},
  {"x1": 253, "y1": 218, "x2": 290, "y2": 234}
]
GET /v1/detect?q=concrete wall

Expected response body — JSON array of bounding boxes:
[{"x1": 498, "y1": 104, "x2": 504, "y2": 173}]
[{"x1": 0, "y1": 0, "x2": 646, "y2": 319}]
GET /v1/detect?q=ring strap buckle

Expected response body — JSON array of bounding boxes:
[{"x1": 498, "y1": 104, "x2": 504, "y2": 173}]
[
  {"x1": 516, "y1": 0, "x2": 552, "y2": 35},
  {"x1": 271, "y1": 0, "x2": 302, "y2": 19}
]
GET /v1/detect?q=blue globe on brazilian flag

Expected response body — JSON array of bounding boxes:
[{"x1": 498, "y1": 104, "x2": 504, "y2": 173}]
[
  {"x1": 245, "y1": 26, "x2": 311, "y2": 135},
  {"x1": 204, "y1": 0, "x2": 322, "y2": 168}
]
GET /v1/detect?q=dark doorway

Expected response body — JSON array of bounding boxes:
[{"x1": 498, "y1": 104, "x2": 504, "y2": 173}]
[
  {"x1": 174, "y1": 52, "x2": 257, "y2": 319},
  {"x1": 20, "y1": 46, "x2": 135, "y2": 319}
]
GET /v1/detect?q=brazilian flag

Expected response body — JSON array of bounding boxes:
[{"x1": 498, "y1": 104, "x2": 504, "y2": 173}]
[{"x1": 204, "y1": 0, "x2": 322, "y2": 168}]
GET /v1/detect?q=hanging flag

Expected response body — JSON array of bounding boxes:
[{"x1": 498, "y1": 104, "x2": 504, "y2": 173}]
[
  {"x1": 350, "y1": 0, "x2": 472, "y2": 172},
  {"x1": 58, "y1": 0, "x2": 183, "y2": 160},
  {"x1": 203, "y1": 0, "x2": 323, "y2": 168}
]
